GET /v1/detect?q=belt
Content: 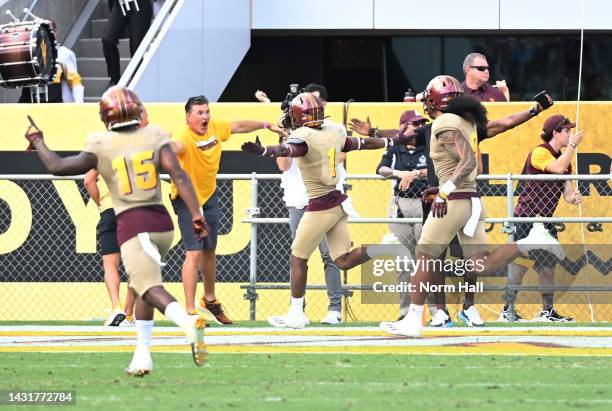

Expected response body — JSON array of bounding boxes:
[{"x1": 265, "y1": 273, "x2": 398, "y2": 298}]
[{"x1": 448, "y1": 192, "x2": 480, "y2": 200}]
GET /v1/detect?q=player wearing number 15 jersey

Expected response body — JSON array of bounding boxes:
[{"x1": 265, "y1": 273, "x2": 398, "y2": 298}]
[
  {"x1": 241, "y1": 92, "x2": 418, "y2": 328},
  {"x1": 24, "y1": 86, "x2": 208, "y2": 376}
]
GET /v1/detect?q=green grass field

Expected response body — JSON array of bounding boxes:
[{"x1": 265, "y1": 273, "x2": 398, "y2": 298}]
[{"x1": 1, "y1": 353, "x2": 611, "y2": 411}]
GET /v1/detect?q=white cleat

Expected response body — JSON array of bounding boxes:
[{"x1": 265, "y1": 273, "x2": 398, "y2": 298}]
[
  {"x1": 104, "y1": 308, "x2": 126, "y2": 327},
  {"x1": 320, "y1": 311, "x2": 341, "y2": 325},
  {"x1": 125, "y1": 350, "x2": 153, "y2": 377},
  {"x1": 430, "y1": 309, "x2": 453, "y2": 327},
  {"x1": 379, "y1": 319, "x2": 423, "y2": 337},
  {"x1": 268, "y1": 312, "x2": 309, "y2": 329},
  {"x1": 458, "y1": 305, "x2": 485, "y2": 327},
  {"x1": 520, "y1": 222, "x2": 566, "y2": 260}
]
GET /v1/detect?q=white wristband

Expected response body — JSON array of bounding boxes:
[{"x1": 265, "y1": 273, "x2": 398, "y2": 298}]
[{"x1": 440, "y1": 180, "x2": 456, "y2": 197}]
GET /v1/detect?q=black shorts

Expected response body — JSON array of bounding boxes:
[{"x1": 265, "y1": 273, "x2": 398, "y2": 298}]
[
  {"x1": 98, "y1": 208, "x2": 120, "y2": 255},
  {"x1": 172, "y1": 190, "x2": 220, "y2": 251},
  {"x1": 515, "y1": 222, "x2": 559, "y2": 269}
]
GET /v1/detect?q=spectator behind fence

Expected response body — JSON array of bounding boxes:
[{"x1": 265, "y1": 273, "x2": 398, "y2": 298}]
[
  {"x1": 18, "y1": 20, "x2": 84, "y2": 103},
  {"x1": 376, "y1": 110, "x2": 428, "y2": 321},
  {"x1": 102, "y1": 0, "x2": 153, "y2": 87},
  {"x1": 502, "y1": 115, "x2": 584, "y2": 323},
  {"x1": 462, "y1": 52, "x2": 509, "y2": 102}
]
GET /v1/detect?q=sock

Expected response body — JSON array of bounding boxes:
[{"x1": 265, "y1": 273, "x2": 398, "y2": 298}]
[
  {"x1": 135, "y1": 320, "x2": 154, "y2": 352},
  {"x1": 289, "y1": 297, "x2": 305, "y2": 315},
  {"x1": 125, "y1": 314, "x2": 134, "y2": 322},
  {"x1": 542, "y1": 293, "x2": 554, "y2": 309},
  {"x1": 404, "y1": 304, "x2": 424, "y2": 322},
  {"x1": 164, "y1": 301, "x2": 192, "y2": 331},
  {"x1": 204, "y1": 297, "x2": 217, "y2": 305}
]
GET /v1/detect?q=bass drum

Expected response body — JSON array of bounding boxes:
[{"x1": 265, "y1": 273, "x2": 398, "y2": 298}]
[{"x1": 0, "y1": 20, "x2": 57, "y2": 88}]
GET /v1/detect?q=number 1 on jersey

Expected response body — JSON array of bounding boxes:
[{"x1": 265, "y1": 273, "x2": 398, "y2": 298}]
[{"x1": 327, "y1": 147, "x2": 337, "y2": 178}]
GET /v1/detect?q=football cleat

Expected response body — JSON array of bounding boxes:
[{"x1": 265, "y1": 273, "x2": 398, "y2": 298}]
[
  {"x1": 125, "y1": 350, "x2": 152, "y2": 377},
  {"x1": 430, "y1": 308, "x2": 453, "y2": 327},
  {"x1": 187, "y1": 313, "x2": 208, "y2": 366},
  {"x1": 268, "y1": 311, "x2": 309, "y2": 329},
  {"x1": 458, "y1": 305, "x2": 484, "y2": 327},
  {"x1": 380, "y1": 314, "x2": 423, "y2": 337}
]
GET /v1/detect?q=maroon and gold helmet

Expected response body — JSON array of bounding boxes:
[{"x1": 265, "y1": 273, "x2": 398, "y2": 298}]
[
  {"x1": 289, "y1": 92, "x2": 324, "y2": 129},
  {"x1": 99, "y1": 86, "x2": 143, "y2": 130},
  {"x1": 422, "y1": 75, "x2": 464, "y2": 116}
]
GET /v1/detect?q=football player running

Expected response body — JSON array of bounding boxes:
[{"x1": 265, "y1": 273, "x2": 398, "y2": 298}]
[
  {"x1": 24, "y1": 86, "x2": 208, "y2": 376},
  {"x1": 379, "y1": 76, "x2": 565, "y2": 337},
  {"x1": 241, "y1": 93, "x2": 416, "y2": 328}
]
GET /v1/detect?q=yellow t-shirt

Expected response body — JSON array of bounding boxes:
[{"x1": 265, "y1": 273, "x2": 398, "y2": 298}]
[
  {"x1": 170, "y1": 119, "x2": 232, "y2": 206},
  {"x1": 97, "y1": 177, "x2": 114, "y2": 212},
  {"x1": 530, "y1": 146, "x2": 556, "y2": 172}
]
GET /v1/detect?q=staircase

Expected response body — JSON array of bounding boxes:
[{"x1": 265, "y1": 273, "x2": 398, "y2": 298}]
[{"x1": 74, "y1": 1, "x2": 131, "y2": 102}]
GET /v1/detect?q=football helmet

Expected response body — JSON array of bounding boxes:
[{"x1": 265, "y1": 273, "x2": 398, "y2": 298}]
[
  {"x1": 289, "y1": 92, "x2": 324, "y2": 129},
  {"x1": 99, "y1": 86, "x2": 143, "y2": 130},
  {"x1": 422, "y1": 75, "x2": 464, "y2": 116}
]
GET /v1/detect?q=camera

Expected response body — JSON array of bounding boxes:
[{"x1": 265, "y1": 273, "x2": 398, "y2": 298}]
[
  {"x1": 280, "y1": 83, "x2": 301, "y2": 111},
  {"x1": 280, "y1": 83, "x2": 302, "y2": 129}
]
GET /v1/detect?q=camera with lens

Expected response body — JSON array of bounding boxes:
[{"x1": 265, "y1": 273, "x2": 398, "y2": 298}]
[{"x1": 280, "y1": 83, "x2": 302, "y2": 129}]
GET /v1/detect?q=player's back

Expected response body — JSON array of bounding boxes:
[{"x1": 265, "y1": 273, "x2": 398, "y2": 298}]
[
  {"x1": 84, "y1": 125, "x2": 171, "y2": 215},
  {"x1": 293, "y1": 124, "x2": 346, "y2": 199},
  {"x1": 430, "y1": 113, "x2": 477, "y2": 192}
]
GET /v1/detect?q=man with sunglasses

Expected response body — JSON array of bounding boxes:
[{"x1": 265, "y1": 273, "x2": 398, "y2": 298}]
[
  {"x1": 462, "y1": 53, "x2": 508, "y2": 102},
  {"x1": 501, "y1": 115, "x2": 584, "y2": 322},
  {"x1": 376, "y1": 110, "x2": 429, "y2": 321}
]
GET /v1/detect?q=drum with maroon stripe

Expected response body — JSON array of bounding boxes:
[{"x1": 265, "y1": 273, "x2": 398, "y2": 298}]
[{"x1": 0, "y1": 20, "x2": 57, "y2": 88}]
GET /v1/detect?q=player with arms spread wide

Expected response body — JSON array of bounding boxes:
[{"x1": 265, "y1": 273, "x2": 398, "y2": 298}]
[
  {"x1": 24, "y1": 86, "x2": 208, "y2": 376},
  {"x1": 241, "y1": 92, "x2": 416, "y2": 328},
  {"x1": 379, "y1": 76, "x2": 566, "y2": 337}
]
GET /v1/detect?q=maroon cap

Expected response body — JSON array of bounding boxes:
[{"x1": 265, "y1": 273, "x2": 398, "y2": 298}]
[
  {"x1": 543, "y1": 114, "x2": 576, "y2": 134},
  {"x1": 399, "y1": 110, "x2": 428, "y2": 126}
]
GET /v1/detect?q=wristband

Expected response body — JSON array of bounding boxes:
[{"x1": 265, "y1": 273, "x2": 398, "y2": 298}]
[
  {"x1": 529, "y1": 106, "x2": 539, "y2": 117},
  {"x1": 369, "y1": 127, "x2": 379, "y2": 138},
  {"x1": 262, "y1": 121, "x2": 269, "y2": 130},
  {"x1": 439, "y1": 180, "x2": 456, "y2": 198},
  {"x1": 568, "y1": 140, "x2": 577, "y2": 148}
]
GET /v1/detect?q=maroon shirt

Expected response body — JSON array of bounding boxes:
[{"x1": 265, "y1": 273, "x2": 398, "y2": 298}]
[
  {"x1": 116, "y1": 205, "x2": 174, "y2": 246},
  {"x1": 461, "y1": 81, "x2": 507, "y2": 102},
  {"x1": 515, "y1": 142, "x2": 571, "y2": 218}
]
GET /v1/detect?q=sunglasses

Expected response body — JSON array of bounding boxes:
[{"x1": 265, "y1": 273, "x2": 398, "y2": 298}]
[{"x1": 470, "y1": 66, "x2": 489, "y2": 72}]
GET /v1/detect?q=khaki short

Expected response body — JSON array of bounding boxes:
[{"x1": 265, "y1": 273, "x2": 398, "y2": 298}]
[
  {"x1": 292, "y1": 205, "x2": 351, "y2": 261},
  {"x1": 120, "y1": 231, "x2": 173, "y2": 296},
  {"x1": 417, "y1": 198, "x2": 488, "y2": 258}
]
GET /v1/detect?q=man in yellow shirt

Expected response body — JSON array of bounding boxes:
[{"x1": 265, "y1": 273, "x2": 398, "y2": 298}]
[{"x1": 171, "y1": 95, "x2": 286, "y2": 323}]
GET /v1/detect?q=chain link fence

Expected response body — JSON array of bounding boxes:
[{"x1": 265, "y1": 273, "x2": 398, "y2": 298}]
[{"x1": 0, "y1": 173, "x2": 610, "y2": 323}]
